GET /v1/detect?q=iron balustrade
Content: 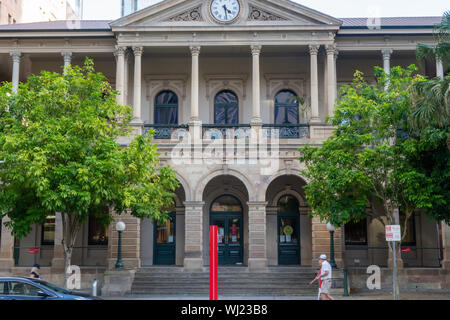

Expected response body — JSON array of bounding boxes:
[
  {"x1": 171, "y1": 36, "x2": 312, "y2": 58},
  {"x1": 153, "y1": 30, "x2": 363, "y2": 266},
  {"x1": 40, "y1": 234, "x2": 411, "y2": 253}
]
[
  {"x1": 262, "y1": 123, "x2": 310, "y2": 139},
  {"x1": 202, "y1": 124, "x2": 252, "y2": 140},
  {"x1": 344, "y1": 246, "x2": 443, "y2": 268},
  {"x1": 144, "y1": 124, "x2": 188, "y2": 140}
]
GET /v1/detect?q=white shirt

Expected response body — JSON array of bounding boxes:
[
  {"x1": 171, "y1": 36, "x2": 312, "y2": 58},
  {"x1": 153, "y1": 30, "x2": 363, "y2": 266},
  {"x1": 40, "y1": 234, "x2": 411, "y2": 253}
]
[{"x1": 320, "y1": 261, "x2": 332, "y2": 280}]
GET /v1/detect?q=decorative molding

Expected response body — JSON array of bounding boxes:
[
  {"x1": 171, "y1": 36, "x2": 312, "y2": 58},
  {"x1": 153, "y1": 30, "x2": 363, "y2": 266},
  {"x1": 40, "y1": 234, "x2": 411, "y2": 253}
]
[
  {"x1": 204, "y1": 74, "x2": 248, "y2": 100},
  {"x1": 132, "y1": 46, "x2": 144, "y2": 56},
  {"x1": 308, "y1": 44, "x2": 320, "y2": 55},
  {"x1": 10, "y1": 51, "x2": 22, "y2": 62},
  {"x1": 264, "y1": 74, "x2": 306, "y2": 99},
  {"x1": 166, "y1": 5, "x2": 203, "y2": 22},
  {"x1": 251, "y1": 45, "x2": 262, "y2": 56},
  {"x1": 144, "y1": 74, "x2": 188, "y2": 100},
  {"x1": 381, "y1": 48, "x2": 393, "y2": 60},
  {"x1": 189, "y1": 45, "x2": 201, "y2": 56},
  {"x1": 248, "y1": 5, "x2": 287, "y2": 21}
]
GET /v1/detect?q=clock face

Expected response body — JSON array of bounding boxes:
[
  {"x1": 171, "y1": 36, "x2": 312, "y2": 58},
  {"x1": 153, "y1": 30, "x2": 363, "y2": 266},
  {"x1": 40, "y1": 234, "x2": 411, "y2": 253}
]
[{"x1": 210, "y1": 0, "x2": 240, "y2": 23}]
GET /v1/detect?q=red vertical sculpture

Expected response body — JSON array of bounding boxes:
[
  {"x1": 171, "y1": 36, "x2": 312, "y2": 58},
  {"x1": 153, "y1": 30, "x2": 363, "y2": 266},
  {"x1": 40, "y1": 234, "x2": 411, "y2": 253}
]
[{"x1": 209, "y1": 225, "x2": 218, "y2": 300}]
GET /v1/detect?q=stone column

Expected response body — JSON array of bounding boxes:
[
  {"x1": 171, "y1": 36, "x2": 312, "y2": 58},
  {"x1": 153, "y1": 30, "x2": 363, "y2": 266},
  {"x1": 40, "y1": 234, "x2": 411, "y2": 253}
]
[
  {"x1": 132, "y1": 46, "x2": 144, "y2": 124},
  {"x1": 382, "y1": 49, "x2": 393, "y2": 74},
  {"x1": 51, "y1": 213, "x2": 65, "y2": 271},
  {"x1": 309, "y1": 45, "x2": 320, "y2": 122},
  {"x1": 183, "y1": 201, "x2": 204, "y2": 271},
  {"x1": 115, "y1": 46, "x2": 126, "y2": 105},
  {"x1": 189, "y1": 46, "x2": 201, "y2": 122},
  {"x1": 61, "y1": 51, "x2": 72, "y2": 69},
  {"x1": 248, "y1": 201, "x2": 268, "y2": 271},
  {"x1": 311, "y1": 217, "x2": 342, "y2": 267},
  {"x1": 325, "y1": 44, "x2": 337, "y2": 117},
  {"x1": 251, "y1": 45, "x2": 263, "y2": 125},
  {"x1": 107, "y1": 210, "x2": 141, "y2": 269},
  {"x1": 10, "y1": 51, "x2": 22, "y2": 94},
  {"x1": 441, "y1": 222, "x2": 450, "y2": 269},
  {"x1": 0, "y1": 216, "x2": 15, "y2": 270},
  {"x1": 436, "y1": 59, "x2": 444, "y2": 79}
]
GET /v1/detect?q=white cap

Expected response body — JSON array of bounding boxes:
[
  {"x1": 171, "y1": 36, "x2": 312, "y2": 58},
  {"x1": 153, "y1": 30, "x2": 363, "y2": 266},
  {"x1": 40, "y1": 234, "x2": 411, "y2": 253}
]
[{"x1": 319, "y1": 254, "x2": 327, "y2": 260}]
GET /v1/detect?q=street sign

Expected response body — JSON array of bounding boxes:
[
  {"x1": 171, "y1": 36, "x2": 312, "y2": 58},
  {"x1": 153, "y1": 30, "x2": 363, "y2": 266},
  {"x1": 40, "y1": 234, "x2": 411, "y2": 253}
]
[
  {"x1": 28, "y1": 247, "x2": 39, "y2": 254},
  {"x1": 385, "y1": 225, "x2": 401, "y2": 242}
]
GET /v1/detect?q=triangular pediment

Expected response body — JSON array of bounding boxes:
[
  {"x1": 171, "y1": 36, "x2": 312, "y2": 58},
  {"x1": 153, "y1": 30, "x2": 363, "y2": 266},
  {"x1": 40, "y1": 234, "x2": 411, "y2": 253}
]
[{"x1": 110, "y1": 0, "x2": 342, "y2": 29}]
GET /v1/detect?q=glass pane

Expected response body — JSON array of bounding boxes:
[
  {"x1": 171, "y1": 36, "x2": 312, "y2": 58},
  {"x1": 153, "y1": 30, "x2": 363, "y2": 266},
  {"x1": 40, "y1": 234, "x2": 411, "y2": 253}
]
[
  {"x1": 279, "y1": 218, "x2": 298, "y2": 244},
  {"x1": 275, "y1": 90, "x2": 297, "y2": 104},
  {"x1": 287, "y1": 107, "x2": 299, "y2": 124},
  {"x1": 156, "y1": 217, "x2": 175, "y2": 244},
  {"x1": 155, "y1": 91, "x2": 178, "y2": 105},
  {"x1": 154, "y1": 107, "x2": 167, "y2": 124},
  {"x1": 8, "y1": 282, "x2": 41, "y2": 296},
  {"x1": 275, "y1": 107, "x2": 286, "y2": 124},
  {"x1": 215, "y1": 90, "x2": 238, "y2": 105},
  {"x1": 214, "y1": 219, "x2": 226, "y2": 244},
  {"x1": 214, "y1": 106, "x2": 226, "y2": 124},
  {"x1": 211, "y1": 196, "x2": 242, "y2": 212},
  {"x1": 88, "y1": 216, "x2": 108, "y2": 246},
  {"x1": 167, "y1": 107, "x2": 178, "y2": 124},
  {"x1": 0, "y1": 282, "x2": 6, "y2": 295},
  {"x1": 41, "y1": 215, "x2": 55, "y2": 245},
  {"x1": 227, "y1": 106, "x2": 238, "y2": 124},
  {"x1": 345, "y1": 220, "x2": 368, "y2": 245},
  {"x1": 228, "y1": 218, "x2": 241, "y2": 244},
  {"x1": 278, "y1": 196, "x2": 299, "y2": 212}
]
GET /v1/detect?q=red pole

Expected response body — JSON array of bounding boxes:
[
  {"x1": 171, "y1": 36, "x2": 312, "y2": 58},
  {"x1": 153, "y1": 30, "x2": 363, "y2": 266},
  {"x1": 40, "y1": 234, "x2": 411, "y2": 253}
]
[{"x1": 209, "y1": 225, "x2": 218, "y2": 300}]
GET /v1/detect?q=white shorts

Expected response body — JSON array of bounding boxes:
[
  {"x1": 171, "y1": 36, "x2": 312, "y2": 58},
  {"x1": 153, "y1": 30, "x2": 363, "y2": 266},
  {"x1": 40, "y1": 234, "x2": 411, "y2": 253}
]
[{"x1": 321, "y1": 279, "x2": 331, "y2": 294}]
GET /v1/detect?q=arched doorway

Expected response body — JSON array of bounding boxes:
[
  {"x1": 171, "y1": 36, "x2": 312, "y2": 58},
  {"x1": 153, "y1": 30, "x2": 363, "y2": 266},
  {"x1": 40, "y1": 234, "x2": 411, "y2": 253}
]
[
  {"x1": 153, "y1": 212, "x2": 176, "y2": 265},
  {"x1": 277, "y1": 195, "x2": 300, "y2": 265},
  {"x1": 210, "y1": 195, "x2": 244, "y2": 265}
]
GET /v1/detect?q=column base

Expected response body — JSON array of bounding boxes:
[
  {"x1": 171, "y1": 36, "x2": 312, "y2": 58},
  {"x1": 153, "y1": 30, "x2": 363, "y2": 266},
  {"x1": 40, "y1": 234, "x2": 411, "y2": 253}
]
[
  {"x1": 183, "y1": 258, "x2": 204, "y2": 272},
  {"x1": 101, "y1": 269, "x2": 136, "y2": 297},
  {"x1": 130, "y1": 120, "x2": 144, "y2": 135},
  {"x1": 107, "y1": 258, "x2": 141, "y2": 270},
  {"x1": 309, "y1": 117, "x2": 321, "y2": 124},
  {"x1": 0, "y1": 259, "x2": 14, "y2": 271},
  {"x1": 248, "y1": 258, "x2": 268, "y2": 272}
]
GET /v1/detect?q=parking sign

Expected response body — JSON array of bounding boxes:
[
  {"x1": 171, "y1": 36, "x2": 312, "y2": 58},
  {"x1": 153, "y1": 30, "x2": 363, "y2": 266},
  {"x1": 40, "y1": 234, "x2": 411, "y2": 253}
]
[{"x1": 386, "y1": 225, "x2": 401, "y2": 242}]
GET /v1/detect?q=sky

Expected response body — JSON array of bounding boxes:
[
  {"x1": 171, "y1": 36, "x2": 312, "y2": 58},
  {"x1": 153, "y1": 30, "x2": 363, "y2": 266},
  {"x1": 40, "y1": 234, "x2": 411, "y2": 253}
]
[{"x1": 69, "y1": 0, "x2": 449, "y2": 20}]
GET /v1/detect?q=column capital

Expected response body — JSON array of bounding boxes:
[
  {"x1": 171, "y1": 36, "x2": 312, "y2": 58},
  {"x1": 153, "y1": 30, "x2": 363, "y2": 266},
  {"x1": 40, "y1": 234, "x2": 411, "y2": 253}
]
[
  {"x1": 247, "y1": 201, "x2": 268, "y2": 208},
  {"x1": 189, "y1": 46, "x2": 201, "y2": 56},
  {"x1": 309, "y1": 44, "x2": 320, "y2": 55},
  {"x1": 325, "y1": 44, "x2": 336, "y2": 55},
  {"x1": 114, "y1": 46, "x2": 127, "y2": 57},
  {"x1": 381, "y1": 48, "x2": 393, "y2": 59},
  {"x1": 251, "y1": 45, "x2": 262, "y2": 56},
  {"x1": 132, "y1": 46, "x2": 144, "y2": 57},
  {"x1": 10, "y1": 51, "x2": 22, "y2": 62},
  {"x1": 61, "y1": 51, "x2": 72, "y2": 58}
]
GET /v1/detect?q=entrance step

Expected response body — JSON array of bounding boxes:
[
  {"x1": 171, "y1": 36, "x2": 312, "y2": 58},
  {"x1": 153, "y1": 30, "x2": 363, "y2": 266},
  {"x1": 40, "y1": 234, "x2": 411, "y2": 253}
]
[{"x1": 131, "y1": 266, "x2": 344, "y2": 296}]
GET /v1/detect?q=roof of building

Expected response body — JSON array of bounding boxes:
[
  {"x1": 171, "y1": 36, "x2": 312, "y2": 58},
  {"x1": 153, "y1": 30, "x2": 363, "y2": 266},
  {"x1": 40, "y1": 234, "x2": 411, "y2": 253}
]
[{"x1": 0, "y1": 17, "x2": 443, "y2": 32}]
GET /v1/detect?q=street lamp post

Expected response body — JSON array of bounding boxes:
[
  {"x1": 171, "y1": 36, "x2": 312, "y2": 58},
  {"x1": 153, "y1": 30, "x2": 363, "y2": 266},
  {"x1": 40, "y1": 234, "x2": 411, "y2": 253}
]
[
  {"x1": 327, "y1": 222, "x2": 337, "y2": 269},
  {"x1": 115, "y1": 221, "x2": 126, "y2": 269}
]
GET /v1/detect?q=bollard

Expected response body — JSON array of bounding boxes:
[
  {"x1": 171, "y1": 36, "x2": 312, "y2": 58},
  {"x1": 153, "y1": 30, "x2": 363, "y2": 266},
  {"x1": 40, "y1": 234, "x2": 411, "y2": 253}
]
[
  {"x1": 343, "y1": 269, "x2": 349, "y2": 296},
  {"x1": 92, "y1": 279, "x2": 98, "y2": 297}
]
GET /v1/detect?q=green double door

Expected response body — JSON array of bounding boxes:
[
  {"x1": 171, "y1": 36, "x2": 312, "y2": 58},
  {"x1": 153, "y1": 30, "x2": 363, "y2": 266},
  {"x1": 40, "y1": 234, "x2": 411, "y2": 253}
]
[
  {"x1": 210, "y1": 213, "x2": 243, "y2": 265},
  {"x1": 278, "y1": 212, "x2": 301, "y2": 265},
  {"x1": 154, "y1": 212, "x2": 176, "y2": 265}
]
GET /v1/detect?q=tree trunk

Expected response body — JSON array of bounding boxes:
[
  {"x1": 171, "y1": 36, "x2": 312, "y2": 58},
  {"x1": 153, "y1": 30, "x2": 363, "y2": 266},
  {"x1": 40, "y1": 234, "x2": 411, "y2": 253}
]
[{"x1": 61, "y1": 212, "x2": 82, "y2": 288}]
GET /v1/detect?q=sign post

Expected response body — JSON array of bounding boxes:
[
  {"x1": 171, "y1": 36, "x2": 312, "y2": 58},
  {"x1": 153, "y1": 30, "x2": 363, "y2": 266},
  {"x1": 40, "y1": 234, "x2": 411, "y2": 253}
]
[
  {"x1": 386, "y1": 225, "x2": 401, "y2": 300},
  {"x1": 209, "y1": 225, "x2": 218, "y2": 300}
]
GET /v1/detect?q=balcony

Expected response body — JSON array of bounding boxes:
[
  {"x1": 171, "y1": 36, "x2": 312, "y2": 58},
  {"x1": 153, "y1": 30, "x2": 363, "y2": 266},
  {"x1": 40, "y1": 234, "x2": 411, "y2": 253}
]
[{"x1": 144, "y1": 123, "x2": 310, "y2": 140}]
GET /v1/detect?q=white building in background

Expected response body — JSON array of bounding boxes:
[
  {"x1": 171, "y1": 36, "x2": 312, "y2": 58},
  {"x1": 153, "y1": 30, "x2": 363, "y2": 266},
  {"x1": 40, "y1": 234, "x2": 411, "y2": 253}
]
[{"x1": 121, "y1": 0, "x2": 158, "y2": 17}]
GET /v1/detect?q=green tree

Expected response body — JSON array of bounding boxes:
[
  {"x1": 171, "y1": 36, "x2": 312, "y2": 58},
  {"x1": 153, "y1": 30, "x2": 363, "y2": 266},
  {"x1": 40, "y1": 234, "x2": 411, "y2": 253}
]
[
  {"x1": 299, "y1": 66, "x2": 443, "y2": 239},
  {"x1": 0, "y1": 59, "x2": 178, "y2": 283},
  {"x1": 417, "y1": 11, "x2": 450, "y2": 63}
]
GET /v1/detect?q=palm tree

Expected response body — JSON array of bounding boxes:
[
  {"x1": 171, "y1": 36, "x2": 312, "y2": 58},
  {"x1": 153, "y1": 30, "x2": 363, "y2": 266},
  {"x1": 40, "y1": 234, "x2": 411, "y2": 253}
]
[{"x1": 411, "y1": 12, "x2": 450, "y2": 149}]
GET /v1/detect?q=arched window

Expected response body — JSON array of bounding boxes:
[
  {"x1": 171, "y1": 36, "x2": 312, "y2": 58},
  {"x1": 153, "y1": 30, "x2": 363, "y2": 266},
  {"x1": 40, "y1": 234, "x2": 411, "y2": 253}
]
[
  {"x1": 278, "y1": 195, "x2": 299, "y2": 212},
  {"x1": 154, "y1": 90, "x2": 178, "y2": 125},
  {"x1": 214, "y1": 90, "x2": 239, "y2": 125},
  {"x1": 274, "y1": 90, "x2": 299, "y2": 125}
]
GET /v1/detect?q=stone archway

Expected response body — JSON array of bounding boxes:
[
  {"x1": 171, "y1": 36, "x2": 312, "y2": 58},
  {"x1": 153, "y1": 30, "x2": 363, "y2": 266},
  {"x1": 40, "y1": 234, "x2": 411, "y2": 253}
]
[{"x1": 265, "y1": 174, "x2": 312, "y2": 266}]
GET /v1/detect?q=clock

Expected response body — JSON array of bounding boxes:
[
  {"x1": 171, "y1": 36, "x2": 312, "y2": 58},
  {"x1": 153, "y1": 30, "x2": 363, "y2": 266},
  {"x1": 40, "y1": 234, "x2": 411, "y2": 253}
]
[{"x1": 210, "y1": 0, "x2": 241, "y2": 23}]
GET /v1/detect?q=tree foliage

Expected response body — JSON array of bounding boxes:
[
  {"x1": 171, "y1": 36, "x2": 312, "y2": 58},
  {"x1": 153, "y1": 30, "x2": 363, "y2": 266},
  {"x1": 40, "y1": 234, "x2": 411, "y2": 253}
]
[
  {"x1": 300, "y1": 66, "x2": 447, "y2": 234},
  {"x1": 0, "y1": 59, "x2": 178, "y2": 277}
]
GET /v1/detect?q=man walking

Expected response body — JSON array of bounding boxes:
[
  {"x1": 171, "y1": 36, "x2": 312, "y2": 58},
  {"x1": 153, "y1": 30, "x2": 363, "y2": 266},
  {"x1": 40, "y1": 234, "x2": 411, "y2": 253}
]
[{"x1": 309, "y1": 254, "x2": 334, "y2": 300}]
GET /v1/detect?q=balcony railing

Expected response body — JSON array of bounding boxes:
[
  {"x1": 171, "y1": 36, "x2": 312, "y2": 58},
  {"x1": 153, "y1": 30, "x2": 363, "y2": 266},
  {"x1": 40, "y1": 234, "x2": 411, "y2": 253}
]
[
  {"x1": 262, "y1": 124, "x2": 310, "y2": 139},
  {"x1": 202, "y1": 124, "x2": 252, "y2": 140},
  {"x1": 144, "y1": 124, "x2": 188, "y2": 140},
  {"x1": 143, "y1": 123, "x2": 310, "y2": 140}
]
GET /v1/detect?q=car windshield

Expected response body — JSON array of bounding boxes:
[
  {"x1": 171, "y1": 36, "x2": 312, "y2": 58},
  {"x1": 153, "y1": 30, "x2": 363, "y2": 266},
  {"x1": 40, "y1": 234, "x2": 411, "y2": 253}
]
[{"x1": 30, "y1": 279, "x2": 71, "y2": 294}]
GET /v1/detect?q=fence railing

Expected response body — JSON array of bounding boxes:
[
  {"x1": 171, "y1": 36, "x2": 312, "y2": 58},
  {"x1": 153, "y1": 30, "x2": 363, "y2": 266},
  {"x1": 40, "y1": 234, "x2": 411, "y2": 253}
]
[
  {"x1": 13, "y1": 246, "x2": 108, "y2": 268},
  {"x1": 144, "y1": 124, "x2": 188, "y2": 140},
  {"x1": 202, "y1": 124, "x2": 252, "y2": 140},
  {"x1": 262, "y1": 124, "x2": 310, "y2": 139},
  {"x1": 344, "y1": 246, "x2": 443, "y2": 268}
]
